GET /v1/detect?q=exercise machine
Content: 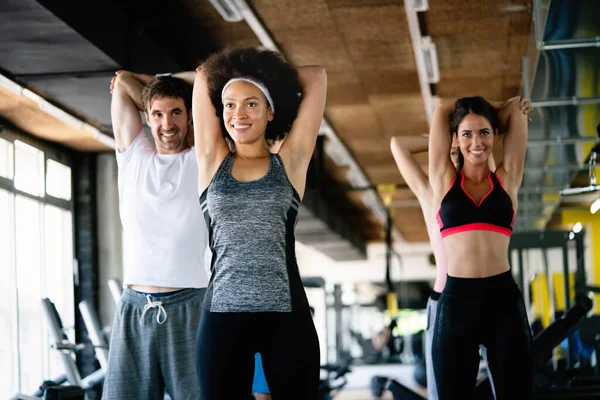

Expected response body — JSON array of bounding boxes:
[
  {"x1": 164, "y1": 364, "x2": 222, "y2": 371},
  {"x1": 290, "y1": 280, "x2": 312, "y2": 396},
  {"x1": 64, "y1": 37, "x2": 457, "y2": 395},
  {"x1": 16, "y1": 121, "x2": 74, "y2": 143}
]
[{"x1": 11, "y1": 298, "x2": 106, "y2": 400}]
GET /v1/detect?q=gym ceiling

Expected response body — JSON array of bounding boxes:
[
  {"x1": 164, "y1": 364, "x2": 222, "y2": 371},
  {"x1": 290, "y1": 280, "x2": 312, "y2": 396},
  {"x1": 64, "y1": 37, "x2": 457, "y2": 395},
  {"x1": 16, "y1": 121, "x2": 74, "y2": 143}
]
[{"x1": 1, "y1": 0, "x2": 599, "y2": 260}]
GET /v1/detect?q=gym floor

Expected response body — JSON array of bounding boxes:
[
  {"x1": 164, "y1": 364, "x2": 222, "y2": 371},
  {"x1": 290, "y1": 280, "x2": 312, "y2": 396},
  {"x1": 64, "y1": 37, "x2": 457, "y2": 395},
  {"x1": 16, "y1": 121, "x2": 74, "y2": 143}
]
[
  {"x1": 338, "y1": 390, "x2": 395, "y2": 399},
  {"x1": 336, "y1": 364, "x2": 428, "y2": 399}
]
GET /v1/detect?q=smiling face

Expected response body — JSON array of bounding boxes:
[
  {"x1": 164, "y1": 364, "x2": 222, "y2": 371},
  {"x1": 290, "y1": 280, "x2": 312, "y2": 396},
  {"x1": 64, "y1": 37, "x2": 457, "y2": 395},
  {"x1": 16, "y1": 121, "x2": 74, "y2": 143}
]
[
  {"x1": 222, "y1": 80, "x2": 274, "y2": 146},
  {"x1": 145, "y1": 96, "x2": 191, "y2": 154},
  {"x1": 454, "y1": 113, "x2": 496, "y2": 168}
]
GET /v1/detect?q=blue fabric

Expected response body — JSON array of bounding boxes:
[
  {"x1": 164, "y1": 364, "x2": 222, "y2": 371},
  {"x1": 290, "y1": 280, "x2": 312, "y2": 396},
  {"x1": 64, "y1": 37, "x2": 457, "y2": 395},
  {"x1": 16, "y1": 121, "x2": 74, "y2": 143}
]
[
  {"x1": 252, "y1": 353, "x2": 270, "y2": 394},
  {"x1": 561, "y1": 330, "x2": 595, "y2": 361},
  {"x1": 133, "y1": 288, "x2": 186, "y2": 298}
]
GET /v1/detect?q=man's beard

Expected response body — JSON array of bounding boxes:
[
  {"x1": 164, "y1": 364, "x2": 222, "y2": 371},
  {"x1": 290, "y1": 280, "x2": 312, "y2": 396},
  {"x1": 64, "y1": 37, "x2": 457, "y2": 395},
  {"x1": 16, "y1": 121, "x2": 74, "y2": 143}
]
[{"x1": 159, "y1": 130, "x2": 184, "y2": 149}]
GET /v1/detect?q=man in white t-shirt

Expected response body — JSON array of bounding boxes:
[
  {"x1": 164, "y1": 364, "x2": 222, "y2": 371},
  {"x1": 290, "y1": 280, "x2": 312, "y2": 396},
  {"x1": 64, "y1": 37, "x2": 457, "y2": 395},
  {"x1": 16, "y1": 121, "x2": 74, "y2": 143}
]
[{"x1": 103, "y1": 70, "x2": 209, "y2": 400}]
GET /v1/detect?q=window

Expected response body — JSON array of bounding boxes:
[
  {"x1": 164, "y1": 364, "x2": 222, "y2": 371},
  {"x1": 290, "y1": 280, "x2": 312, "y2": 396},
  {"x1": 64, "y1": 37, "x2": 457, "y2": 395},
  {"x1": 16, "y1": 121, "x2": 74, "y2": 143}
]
[
  {"x1": 15, "y1": 195, "x2": 44, "y2": 391},
  {"x1": 44, "y1": 204, "x2": 75, "y2": 377},
  {"x1": 0, "y1": 138, "x2": 13, "y2": 179},
  {"x1": 0, "y1": 131, "x2": 74, "y2": 398},
  {"x1": 46, "y1": 159, "x2": 71, "y2": 201},
  {"x1": 14, "y1": 140, "x2": 45, "y2": 197},
  {"x1": 0, "y1": 189, "x2": 16, "y2": 395}
]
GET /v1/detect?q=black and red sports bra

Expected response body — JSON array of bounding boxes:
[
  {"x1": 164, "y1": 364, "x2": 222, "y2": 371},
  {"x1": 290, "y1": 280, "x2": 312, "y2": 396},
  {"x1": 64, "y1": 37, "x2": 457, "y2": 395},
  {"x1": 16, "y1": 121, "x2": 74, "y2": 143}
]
[{"x1": 437, "y1": 171, "x2": 515, "y2": 238}]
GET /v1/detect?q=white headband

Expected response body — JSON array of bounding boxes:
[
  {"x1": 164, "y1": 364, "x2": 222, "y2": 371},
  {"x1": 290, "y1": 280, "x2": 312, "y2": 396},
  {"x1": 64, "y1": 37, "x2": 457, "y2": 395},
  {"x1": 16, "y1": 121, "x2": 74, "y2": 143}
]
[{"x1": 221, "y1": 77, "x2": 275, "y2": 114}]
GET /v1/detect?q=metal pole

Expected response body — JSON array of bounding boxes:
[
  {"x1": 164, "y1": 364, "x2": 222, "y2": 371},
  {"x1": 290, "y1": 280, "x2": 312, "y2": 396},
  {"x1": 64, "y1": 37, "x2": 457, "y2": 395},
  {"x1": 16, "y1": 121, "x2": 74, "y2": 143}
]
[
  {"x1": 560, "y1": 185, "x2": 600, "y2": 196},
  {"x1": 107, "y1": 278, "x2": 122, "y2": 306},
  {"x1": 78, "y1": 300, "x2": 109, "y2": 371},
  {"x1": 562, "y1": 245, "x2": 571, "y2": 310},
  {"x1": 536, "y1": 164, "x2": 588, "y2": 173},
  {"x1": 539, "y1": 37, "x2": 600, "y2": 51},
  {"x1": 519, "y1": 186, "x2": 570, "y2": 194},
  {"x1": 590, "y1": 151, "x2": 597, "y2": 187},
  {"x1": 527, "y1": 137, "x2": 599, "y2": 147},
  {"x1": 80, "y1": 368, "x2": 105, "y2": 390},
  {"x1": 531, "y1": 96, "x2": 600, "y2": 108},
  {"x1": 575, "y1": 232, "x2": 586, "y2": 295},
  {"x1": 533, "y1": 0, "x2": 551, "y2": 49},
  {"x1": 522, "y1": 56, "x2": 531, "y2": 99},
  {"x1": 333, "y1": 284, "x2": 343, "y2": 363},
  {"x1": 562, "y1": 244, "x2": 572, "y2": 368},
  {"x1": 41, "y1": 298, "x2": 83, "y2": 386},
  {"x1": 542, "y1": 249, "x2": 555, "y2": 324},
  {"x1": 386, "y1": 207, "x2": 393, "y2": 294},
  {"x1": 521, "y1": 249, "x2": 532, "y2": 319},
  {"x1": 325, "y1": 288, "x2": 333, "y2": 364}
]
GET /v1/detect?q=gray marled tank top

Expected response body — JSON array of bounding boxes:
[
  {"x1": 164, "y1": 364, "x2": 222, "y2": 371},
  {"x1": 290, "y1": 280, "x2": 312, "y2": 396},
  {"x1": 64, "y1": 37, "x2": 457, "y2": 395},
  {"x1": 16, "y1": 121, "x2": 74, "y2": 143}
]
[{"x1": 199, "y1": 152, "x2": 308, "y2": 312}]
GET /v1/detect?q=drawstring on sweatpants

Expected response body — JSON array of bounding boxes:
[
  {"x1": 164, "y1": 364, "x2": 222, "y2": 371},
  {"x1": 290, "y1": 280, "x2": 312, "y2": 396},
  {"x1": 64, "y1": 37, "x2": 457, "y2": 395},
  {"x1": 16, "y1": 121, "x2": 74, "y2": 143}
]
[{"x1": 139, "y1": 295, "x2": 167, "y2": 325}]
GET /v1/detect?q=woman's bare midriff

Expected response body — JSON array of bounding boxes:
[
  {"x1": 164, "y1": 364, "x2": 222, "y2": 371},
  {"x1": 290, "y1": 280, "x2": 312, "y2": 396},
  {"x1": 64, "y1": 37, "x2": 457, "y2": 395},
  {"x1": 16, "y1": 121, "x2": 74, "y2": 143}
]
[
  {"x1": 128, "y1": 285, "x2": 184, "y2": 293},
  {"x1": 443, "y1": 230, "x2": 511, "y2": 278}
]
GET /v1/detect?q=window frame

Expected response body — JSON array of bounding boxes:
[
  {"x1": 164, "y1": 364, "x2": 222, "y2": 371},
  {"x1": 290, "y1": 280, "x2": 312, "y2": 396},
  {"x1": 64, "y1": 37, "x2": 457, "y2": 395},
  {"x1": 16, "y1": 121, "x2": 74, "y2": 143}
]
[
  {"x1": 0, "y1": 124, "x2": 75, "y2": 394},
  {"x1": 0, "y1": 129, "x2": 73, "y2": 210}
]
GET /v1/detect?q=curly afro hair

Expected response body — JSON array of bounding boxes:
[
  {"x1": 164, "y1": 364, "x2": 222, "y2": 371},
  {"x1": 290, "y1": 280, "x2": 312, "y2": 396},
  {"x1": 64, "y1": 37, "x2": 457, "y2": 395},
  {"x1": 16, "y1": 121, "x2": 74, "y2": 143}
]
[{"x1": 201, "y1": 47, "x2": 304, "y2": 145}]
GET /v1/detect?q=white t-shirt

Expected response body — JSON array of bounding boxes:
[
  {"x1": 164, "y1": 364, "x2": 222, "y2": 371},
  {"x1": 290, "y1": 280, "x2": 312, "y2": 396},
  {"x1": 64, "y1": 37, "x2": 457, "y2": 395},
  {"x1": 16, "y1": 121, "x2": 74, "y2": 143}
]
[{"x1": 116, "y1": 132, "x2": 210, "y2": 288}]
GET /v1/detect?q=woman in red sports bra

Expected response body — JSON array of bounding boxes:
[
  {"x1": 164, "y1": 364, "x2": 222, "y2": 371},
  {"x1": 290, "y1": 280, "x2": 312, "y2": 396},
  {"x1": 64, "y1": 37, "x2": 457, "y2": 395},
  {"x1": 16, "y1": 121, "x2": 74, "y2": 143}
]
[{"x1": 428, "y1": 96, "x2": 534, "y2": 399}]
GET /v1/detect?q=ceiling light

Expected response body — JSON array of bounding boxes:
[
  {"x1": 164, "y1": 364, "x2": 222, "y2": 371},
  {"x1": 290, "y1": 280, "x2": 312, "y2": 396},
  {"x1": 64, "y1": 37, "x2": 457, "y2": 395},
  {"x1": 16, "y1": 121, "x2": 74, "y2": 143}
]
[
  {"x1": 231, "y1": 0, "x2": 278, "y2": 51},
  {"x1": 573, "y1": 222, "x2": 582, "y2": 233},
  {"x1": 83, "y1": 124, "x2": 116, "y2": 150},
  {"x1": 347, "y1": 166, "x2": 369, "y2": 188},
  {"x1": 324, "y1": 139, "x2": 350, "y2": 167},
  {"x1": 208, "y1": 0, "x2": 242, "y2": 22},
  {"x1": 413, "y1": 0, "x2": 429, "y2": 12},
  {"x1": 569, "y1": 232, "x2": 575, "y2": 240},
  {"x1": 502, "y1": 5, "x2": 529, "y2": 12},
  {"x1": 403, "y1": 0, "x2": 435, "y2": 124},
  {"x1": 0, "y1": 74, "x2": 23, "y2": 95},
  {"x1": 23, "y1": 88, "x2": 85, "y2": 129},
  {"x1": 17, "y1": 83, "x2": 115, "y2": 149},
  {"x1": 38, "y1": 101, "x2": 84, "y2": 130},
  {"x1": 21, "y1": 88, "x2": 44, "y2": 103},
  {"x1": 421, "y1": 36, "x2": 440, "y2": 84},
  {"x1": 591, "y1": 198, "x2": 600, "y2": 214}
]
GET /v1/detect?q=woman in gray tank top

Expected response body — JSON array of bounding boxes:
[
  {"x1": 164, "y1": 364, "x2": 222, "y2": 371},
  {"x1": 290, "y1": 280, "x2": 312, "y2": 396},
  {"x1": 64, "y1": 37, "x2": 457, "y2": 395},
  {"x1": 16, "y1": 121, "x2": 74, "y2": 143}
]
[{"x1": 192, "y1": 47, "x2": 327, "y2": 399}]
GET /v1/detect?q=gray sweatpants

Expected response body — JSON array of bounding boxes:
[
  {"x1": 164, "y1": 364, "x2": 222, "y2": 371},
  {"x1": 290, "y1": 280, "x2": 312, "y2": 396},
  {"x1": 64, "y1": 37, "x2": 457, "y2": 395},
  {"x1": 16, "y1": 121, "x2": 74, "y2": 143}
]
[
  {"x1": 426, "y1": 296, "x2": 496, "y2": 400},
  {"x1": 103, "y1": 288, "x2": 206, "y2": 400}
]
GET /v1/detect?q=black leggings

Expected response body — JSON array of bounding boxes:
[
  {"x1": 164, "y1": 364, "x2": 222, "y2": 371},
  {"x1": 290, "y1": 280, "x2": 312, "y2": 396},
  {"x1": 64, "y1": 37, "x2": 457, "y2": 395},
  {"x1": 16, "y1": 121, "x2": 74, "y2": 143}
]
[
  {"x1": 195, "y1": 306, "x2": 320, "y2": 400},
  {"x1": 432, "y1": 270, "x2": 533, "y2": 400}
]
